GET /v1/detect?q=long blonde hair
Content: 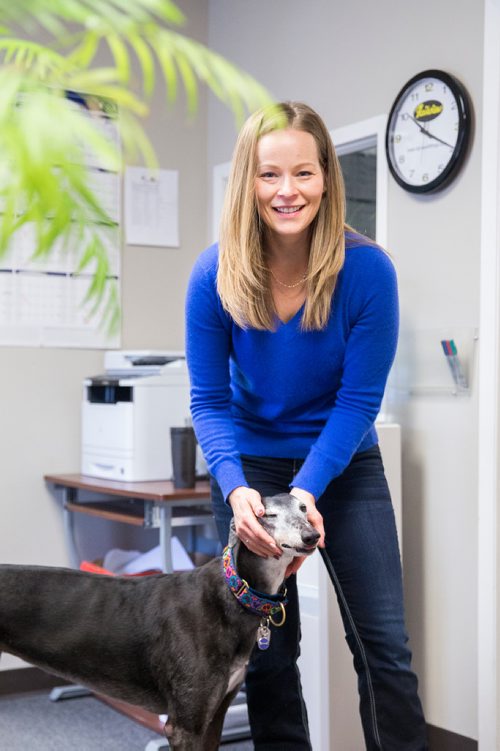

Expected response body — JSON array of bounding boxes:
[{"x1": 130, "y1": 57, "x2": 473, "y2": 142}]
[{"x1": 217, "y1": 101, "x2": 347, "y2": 331}]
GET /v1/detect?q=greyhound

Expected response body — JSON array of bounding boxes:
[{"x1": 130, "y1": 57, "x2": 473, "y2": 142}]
[{"x1": 0, "y1": 493, "x2": 319, "y2": 750}]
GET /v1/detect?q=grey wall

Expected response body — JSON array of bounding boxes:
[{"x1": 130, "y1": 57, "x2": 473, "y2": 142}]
[
  {"x1": 207, "y1": 0, "x2": 483, "y2": 739},
  {"x1": 122, "y1": 3, "x2": 209, "y2": 351}
]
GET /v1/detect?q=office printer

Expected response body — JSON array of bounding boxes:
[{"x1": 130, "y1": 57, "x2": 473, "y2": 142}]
[{"x1": 81, "y1": 350, "x2": 205, "y2": 482}]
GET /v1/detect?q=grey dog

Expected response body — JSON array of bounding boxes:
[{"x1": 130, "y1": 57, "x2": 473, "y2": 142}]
[{"x1": 0, "y1": 493, "x2": 319, "y2": 749}]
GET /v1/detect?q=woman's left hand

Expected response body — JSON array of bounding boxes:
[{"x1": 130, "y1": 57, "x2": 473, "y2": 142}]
[{"x1": 285, "y1": 486, "x2": 325, "y2": 578}]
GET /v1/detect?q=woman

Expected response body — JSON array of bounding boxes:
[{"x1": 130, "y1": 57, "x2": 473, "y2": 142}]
[{"x1": 185, "y1": 102, "x2": 427, "y2": 750}]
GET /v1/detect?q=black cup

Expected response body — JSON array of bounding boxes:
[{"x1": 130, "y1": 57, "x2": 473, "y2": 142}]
[{"x1": 170, "y1": 427, "x2": 196, "y2": 488}]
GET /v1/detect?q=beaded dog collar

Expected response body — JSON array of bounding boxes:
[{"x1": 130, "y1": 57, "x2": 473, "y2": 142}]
[{"x1": 222, "y1": 545, "x2": 287, "y2": 621}]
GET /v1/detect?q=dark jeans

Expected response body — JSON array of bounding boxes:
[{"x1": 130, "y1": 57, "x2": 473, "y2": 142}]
[{"x1": 211, "y1": 446, "x2": 428, "y2": 750}]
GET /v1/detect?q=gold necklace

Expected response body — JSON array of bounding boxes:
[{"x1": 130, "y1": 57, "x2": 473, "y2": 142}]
[{"x1": 269, "y1": 268, "x2": 308, "y2": 289}]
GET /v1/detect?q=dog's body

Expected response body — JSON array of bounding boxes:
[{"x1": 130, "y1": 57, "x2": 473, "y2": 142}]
[{"x1": 0, "y1": 493, "x2": 319, "y2": 750}]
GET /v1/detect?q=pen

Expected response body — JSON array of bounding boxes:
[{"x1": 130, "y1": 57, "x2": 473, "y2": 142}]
[{"x1": 440, "y1": 339, "x2": 468, "y2": 389}]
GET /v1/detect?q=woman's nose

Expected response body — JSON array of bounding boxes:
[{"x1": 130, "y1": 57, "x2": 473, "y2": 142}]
[{"x1": 277, "y1": 174, "x2": 297, "y2": 197}]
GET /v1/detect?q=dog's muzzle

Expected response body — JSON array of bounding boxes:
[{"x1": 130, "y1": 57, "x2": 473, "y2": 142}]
[{"x1": 282, "y1": 527, "x2": 320, "y2": 555}]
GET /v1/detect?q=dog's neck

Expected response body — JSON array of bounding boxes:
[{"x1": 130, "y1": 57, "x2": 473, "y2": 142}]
[{"x1": 234, "y1": 542, "x2": 291, "y2": 595}]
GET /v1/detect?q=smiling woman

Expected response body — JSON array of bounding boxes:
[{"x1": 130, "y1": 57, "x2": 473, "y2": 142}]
[{"x1": 185, "y1": 101, "x2": 428, "y2": 750}]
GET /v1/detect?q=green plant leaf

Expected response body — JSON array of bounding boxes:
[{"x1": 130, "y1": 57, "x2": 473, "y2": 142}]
[
  {"x1": 129, "y1": 32, "x2": 155, "y2": 98},
  {"x1": 0, "y1": 0, "x2": 277, "y2": 334},
  {"x1": 152, "y1": 37, "x2": 178, "y2": 103},
  {"x1": 66, "y1": 31, "x2": 100, "y2": 69},
  {"x1": 106, "y1": 32, "x2": 130, "y2": 84}
]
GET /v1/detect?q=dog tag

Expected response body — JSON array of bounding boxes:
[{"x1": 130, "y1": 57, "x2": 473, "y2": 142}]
[{"x1": 257, "y1": 619, "x2": 271, "y2": 650}]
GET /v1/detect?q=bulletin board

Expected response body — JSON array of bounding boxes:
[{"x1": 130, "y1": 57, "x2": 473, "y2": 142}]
[{"x1": 0, "y1": 93, "x2": 121, "y2": 349}]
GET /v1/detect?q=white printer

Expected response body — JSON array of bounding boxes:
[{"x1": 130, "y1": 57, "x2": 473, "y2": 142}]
[{"x1": 81, "y1": 351, "x2": 205, "y2": 482}]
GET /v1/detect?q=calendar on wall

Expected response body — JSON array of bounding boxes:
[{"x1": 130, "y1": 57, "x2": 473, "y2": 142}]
[{"x1": 0, "y1": 93, "x2": 121, "y2": 349}]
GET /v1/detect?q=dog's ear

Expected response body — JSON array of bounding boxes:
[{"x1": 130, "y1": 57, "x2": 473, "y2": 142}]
[{"x1": 228, "y1": 518, "x2": 239, "y2": 548}]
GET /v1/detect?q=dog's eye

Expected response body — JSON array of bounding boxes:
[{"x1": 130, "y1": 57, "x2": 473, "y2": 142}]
[
  {"x1": 299, "y1": 504, "x2": 307, "y2": 513},
  {"x1": 264, "y1": 513, "x2": 277, "y2": 518}
]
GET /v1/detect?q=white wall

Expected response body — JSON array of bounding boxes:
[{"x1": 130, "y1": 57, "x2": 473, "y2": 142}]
[
  {"x1": 208, "y1": 0, "x2": 483, "y2": 740},
  {"x1": 0, "y1": 0, "x2": 209, "y2": 668}
]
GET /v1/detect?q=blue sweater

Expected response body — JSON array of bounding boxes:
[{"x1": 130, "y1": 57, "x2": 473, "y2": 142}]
[{"x1": 185, "y1": 240, "x2": 399, "y2": 502}]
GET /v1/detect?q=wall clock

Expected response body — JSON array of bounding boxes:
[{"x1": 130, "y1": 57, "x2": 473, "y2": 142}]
[{"x1": 385, "y1": 69, "x2": 471, "y2": 193}]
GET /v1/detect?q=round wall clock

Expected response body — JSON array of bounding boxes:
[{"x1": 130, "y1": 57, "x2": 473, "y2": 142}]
[{"x1": 385, "y1": 69, "x2": 472, "y2": 193}]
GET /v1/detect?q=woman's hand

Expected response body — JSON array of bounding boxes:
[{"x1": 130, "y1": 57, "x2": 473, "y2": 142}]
[
  {"x1": 285, "y1": 487, "x2": 325, "y2": 578},
  {"x1": 228, "y1": 486, "x2": 281, "y2": 558}
]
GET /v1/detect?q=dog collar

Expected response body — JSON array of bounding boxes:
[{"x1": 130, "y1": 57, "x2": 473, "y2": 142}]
[{"x1": 222, "y1": 545, "x2": 288, "y2": 619}]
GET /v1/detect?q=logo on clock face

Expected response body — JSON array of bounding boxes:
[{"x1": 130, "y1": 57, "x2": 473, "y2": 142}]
[{"x1": 414, "y1": 100, "x2": 443, "y2": 122}]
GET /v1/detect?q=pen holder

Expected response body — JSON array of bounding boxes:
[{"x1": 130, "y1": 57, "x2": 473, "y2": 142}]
[
  {"x1": 386, "y1": 326, "x2": 478, "y2": 398},
  {"x1": 170, "y1": 427, "x2": 197, "y2": 488}
]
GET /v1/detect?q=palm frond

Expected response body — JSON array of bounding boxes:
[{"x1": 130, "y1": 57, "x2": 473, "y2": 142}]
[
  {"x1": 128, "y1": 32, "x2": 155, "y2": 97},
  {"x1": 0, "y1": 0, "x2": 186, "y2": 33},
  {"x1": 0, "y1": 0, "x2": 276, "y2": 335}
]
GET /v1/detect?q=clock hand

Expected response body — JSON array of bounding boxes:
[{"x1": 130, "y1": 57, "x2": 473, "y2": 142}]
[
  {"x1": 408, "y1": 115, "x2": 454, "y2": 149},
  {"x1": 421, "y1": 130, "x2": 455, "y2": 149}
]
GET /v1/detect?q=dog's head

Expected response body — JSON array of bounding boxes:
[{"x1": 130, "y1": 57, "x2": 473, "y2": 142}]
[
  {"x1": 227, "y1": 493, "x2": 320, "y2": 556},
  {"x1": 257, "y1": 493, "x2": 320, "y2": 557}
]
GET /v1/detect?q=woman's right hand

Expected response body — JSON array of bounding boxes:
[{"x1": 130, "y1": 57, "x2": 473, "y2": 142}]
[{"x1": 228, "y1": 486, "x2": 281, "y2": 558}]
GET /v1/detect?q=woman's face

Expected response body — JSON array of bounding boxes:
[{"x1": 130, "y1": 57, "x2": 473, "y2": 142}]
[{"x1": 255, "y1": 128, "x2": 325, "y2": 242}]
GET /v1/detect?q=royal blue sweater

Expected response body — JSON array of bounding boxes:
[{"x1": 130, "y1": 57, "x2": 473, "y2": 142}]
[{"x1": 185, "y1": 240, "x2": 398, "y2": 502}]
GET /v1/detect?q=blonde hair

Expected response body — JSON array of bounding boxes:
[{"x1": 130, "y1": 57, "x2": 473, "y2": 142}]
[{"x1": 217, "y1": 101, "x2": 347, "y2": 331}]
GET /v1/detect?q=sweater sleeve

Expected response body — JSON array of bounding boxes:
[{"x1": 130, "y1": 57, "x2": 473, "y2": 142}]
[
  {"x1": 185, "y1": 249, "x2": 249, "y2": 501},
  {"x1": 291, "y1": 249, "x2": 399, "y2": 499}
]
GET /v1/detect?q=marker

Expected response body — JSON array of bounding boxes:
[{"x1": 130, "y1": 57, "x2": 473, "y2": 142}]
[{"x1": 440, "y1": 339, "x2": 467, "y2": 389}]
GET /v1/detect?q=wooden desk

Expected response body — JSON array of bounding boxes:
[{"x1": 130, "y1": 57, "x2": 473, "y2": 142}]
[{"x1": 44, "y1": 474, "x2": 212, "y2": 574}]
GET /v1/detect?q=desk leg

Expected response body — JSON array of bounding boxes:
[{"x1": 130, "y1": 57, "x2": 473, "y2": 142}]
[
  {"x1": 62, "y1": 488, "x2": 80, "y2": 570},
  {"x1": 54, "y1": 488, "x2": 90, "y2": 703},
  {"x1": 144, "y1": 739, "x2": 170, "y2": 750},
  {"x1": 50, "y1": 685, "x2": 91, "y2": 701},
  {"x1": 159, "y1": 505, "x2": 173, "y2": 574}
]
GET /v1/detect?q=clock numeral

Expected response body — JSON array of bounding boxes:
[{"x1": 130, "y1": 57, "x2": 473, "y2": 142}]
[
  {"x1": 425, "y1": 83, "x2": 434, "y2": 91},
  {"x1": 410, "y1": 92, "x2": 420, "y2": 101},
  {"x1": 409, "y1": 170, "x2": 415, "y2": 178},
  {"x1": 398, "y1": 156, "x2": 405, "y2": 164},
  {"x1": 437, "y1": 164, "x2": 444, "y2": 174},
  {"x1": 395, "y1": 135, "x2": 402, "y2": 143},
  {"x1": 400, "y1": 112, "x2": 409, "y2": 121},
  {"x1": 422, "y1": 173, "x2": 429, "y2": 182}
]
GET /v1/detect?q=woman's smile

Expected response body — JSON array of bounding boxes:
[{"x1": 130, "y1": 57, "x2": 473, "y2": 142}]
[{"x1": 272, "y1": 205, "x2": 305, "y2": 215}]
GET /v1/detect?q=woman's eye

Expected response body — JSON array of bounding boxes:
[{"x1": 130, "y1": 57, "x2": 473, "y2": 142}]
[
  {"x1": 297, "y1": 171, "x2": 312, "y2": 177},
  {"x1": 260, "y1": 172, "x2": 277, "y2": 179}
]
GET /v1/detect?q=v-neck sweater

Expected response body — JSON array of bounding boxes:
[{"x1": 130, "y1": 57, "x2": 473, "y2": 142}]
[{"x1": 185, "y1": 239, "x2": 399, "y2": 502}]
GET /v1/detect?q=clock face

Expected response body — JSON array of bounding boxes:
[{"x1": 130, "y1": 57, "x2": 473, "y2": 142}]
[{"x1": 385, "y1": 70, "x2": 471, "y2": 193}]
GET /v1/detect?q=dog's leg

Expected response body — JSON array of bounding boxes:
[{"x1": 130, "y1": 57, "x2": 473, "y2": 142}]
[
  {"x1": 163, "y1": 678, "x2": 241, "y2": 751},
  {"x1": 163, "y1": 720, "x2": 206, "y2": 750},
  {"x1": 201, "y1": 685, "x2": 243, "y2": 751}
]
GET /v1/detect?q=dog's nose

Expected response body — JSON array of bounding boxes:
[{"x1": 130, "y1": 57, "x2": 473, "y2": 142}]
[{"x1": 302, "y1": 529, "x2": 320, "y2": 546}]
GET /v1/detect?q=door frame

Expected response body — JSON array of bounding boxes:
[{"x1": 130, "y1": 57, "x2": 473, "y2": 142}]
[
  {"x1": 330, "y1": 114, "x2": 388, "y2": 248},
  {"x1": 478, "y1": 0, "x2": 500, "y2": 746}
]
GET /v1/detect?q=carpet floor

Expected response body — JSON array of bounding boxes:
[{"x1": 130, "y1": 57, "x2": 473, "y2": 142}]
[{"x1": 0, "y1": 691, "x2": 254, "y2": 750}]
